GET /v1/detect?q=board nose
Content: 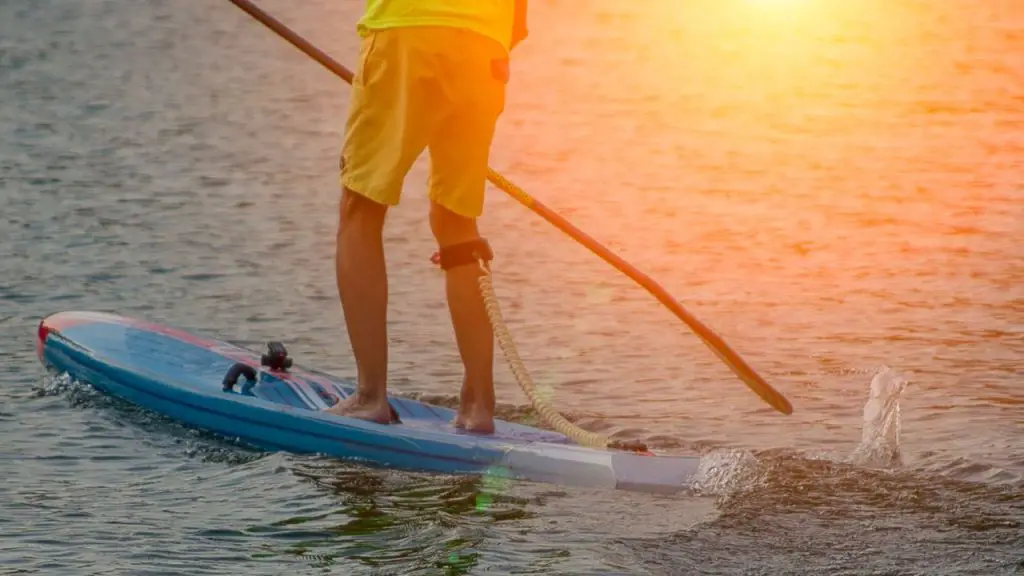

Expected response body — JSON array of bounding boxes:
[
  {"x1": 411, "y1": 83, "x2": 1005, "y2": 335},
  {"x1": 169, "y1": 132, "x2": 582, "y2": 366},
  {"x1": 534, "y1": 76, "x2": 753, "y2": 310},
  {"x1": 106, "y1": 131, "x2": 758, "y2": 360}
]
[
  {"x1": 36, "y1": 318, "x2": 52, "y2": 360},
  {"x1": 35, "y1": 312, "x2": 91, "y2": 361}
]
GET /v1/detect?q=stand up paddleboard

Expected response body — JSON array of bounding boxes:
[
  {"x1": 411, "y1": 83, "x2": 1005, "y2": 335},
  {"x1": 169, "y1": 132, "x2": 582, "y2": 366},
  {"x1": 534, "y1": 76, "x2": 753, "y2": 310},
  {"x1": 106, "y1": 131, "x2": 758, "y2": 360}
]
[{"x1": 35, "y1": 311, "x2": 701, "y2": 494}]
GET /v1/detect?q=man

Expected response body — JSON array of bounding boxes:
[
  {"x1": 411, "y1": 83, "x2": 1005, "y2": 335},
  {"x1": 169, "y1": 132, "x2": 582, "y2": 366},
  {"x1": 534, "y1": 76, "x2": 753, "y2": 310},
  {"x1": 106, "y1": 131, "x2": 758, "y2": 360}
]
[{"x1": 323, "y1": 0, "x2": 529, "y2": 434}]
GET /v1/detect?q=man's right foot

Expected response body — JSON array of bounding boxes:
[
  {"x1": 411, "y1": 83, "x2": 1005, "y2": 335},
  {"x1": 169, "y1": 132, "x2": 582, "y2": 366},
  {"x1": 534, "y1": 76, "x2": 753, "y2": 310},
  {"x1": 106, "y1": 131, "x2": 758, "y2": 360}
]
[{"x1": 453, "y1": 404, "x2": 496, "y2": 435}]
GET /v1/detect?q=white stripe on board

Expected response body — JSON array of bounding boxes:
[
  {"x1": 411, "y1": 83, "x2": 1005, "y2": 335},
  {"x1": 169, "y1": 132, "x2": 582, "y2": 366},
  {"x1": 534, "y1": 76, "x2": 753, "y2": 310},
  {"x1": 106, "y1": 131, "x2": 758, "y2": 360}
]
[{"x1": 286, "y1": 379, "x2": 329, "y2": 410}]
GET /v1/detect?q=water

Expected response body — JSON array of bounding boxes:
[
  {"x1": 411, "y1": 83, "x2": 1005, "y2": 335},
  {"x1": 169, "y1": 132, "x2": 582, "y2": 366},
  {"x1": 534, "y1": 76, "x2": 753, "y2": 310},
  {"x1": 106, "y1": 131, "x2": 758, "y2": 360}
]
[{"x1": 2, "y1": 0, "x2": 1022, "y2": 573}]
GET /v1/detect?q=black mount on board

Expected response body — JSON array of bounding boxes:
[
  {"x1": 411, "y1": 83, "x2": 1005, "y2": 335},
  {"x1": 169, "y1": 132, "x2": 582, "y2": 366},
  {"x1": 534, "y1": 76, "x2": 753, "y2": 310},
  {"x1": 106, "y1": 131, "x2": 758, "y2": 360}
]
[
  {"x1": 222, "y1": 341, "x2": 292, "y2": 393},
  {"x1": 261, "y1": 341, "x2": 292, "y2": 371}
]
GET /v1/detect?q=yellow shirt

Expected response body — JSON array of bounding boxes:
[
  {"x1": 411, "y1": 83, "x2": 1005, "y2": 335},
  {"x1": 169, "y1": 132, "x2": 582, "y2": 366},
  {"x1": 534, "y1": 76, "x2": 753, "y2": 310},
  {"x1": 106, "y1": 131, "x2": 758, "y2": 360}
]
[{"x1": 358, "y1": 0, "x2": 516, "y2": 51}]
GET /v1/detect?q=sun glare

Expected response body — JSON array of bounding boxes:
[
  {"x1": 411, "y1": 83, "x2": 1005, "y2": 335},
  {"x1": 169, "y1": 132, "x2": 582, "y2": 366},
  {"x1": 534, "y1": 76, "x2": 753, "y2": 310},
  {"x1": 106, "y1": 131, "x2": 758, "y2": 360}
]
[
  {"x1": 601, "y1": 0, "x2": 920, "y2": 106},
  {"x1": 746, "y1": 0, "x2": 807, "y2": 7}
]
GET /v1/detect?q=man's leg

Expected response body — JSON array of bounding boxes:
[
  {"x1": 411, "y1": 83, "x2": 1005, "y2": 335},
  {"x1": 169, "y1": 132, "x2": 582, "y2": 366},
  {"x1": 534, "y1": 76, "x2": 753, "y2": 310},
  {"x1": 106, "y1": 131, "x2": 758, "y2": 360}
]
[
  {"x1": 426, "y1": 29, "x2": 508, "y2": 434},
  {"x1": 326, "y1": 188, "x2": 394, "y2": 423},
  {"x1": 429, "y1": 205, "x2": 496, "y2": 434},
  {"x1": 324, "y1": 28, "x2": 431, "y2": 422}
]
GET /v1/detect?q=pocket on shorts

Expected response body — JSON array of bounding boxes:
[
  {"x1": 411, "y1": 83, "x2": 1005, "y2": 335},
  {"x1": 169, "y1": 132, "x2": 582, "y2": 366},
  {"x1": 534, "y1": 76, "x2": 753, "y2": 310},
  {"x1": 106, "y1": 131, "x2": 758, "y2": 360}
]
[
  {"x1": 355, "y1": 32, "x2": 380, "y2": 87},
  {"x1": 490, "y1": 57, "x2": 509, "y2": 85},
  {"x1": 492, "y1": 57, "x2": 508, "y2": 115}
]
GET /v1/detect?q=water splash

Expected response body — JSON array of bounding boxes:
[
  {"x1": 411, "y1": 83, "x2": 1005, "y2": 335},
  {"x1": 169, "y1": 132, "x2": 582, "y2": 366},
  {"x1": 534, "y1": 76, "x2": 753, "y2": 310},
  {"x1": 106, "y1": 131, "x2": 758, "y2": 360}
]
[
  {"x1": 848, "y1": 366, "x2": 910, "y2": 469},
  {"x1": 36, "y1": 371, "x2": 264, "y2": 465},
  {"x1": 690, "y1": 448, "x2": 761, "y2": 496},
  {"x1": 35, "y1": 370, "x2": 101, "y2": 404}
]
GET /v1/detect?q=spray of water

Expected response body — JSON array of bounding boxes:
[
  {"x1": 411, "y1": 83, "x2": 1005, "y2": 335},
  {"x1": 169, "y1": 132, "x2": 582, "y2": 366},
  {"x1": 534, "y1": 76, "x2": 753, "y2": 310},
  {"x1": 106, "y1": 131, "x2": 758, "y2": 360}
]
[
  {"x1": 689, "y1": 365, "x2": 912, "y2": 499},
  {"x1": 690, "y1": 448, "x2": 762, "y2": 496},
  {"x1": 848, "y1": 365, "x2": 910, "y2": 469},
  {"x1": 38, "y1": 371, "x2": 264, "y2": 465}
]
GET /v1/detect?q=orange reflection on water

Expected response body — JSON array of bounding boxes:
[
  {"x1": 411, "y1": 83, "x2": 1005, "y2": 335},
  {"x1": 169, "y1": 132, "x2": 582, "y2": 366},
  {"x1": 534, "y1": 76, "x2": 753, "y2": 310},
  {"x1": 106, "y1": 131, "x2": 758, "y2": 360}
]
[
  {"x1": 498, "y1": 0, "x2": 1012, "y2": 252},
  {"x1": 485, "y1": 0, "x2": 1022, "y2": 406}
]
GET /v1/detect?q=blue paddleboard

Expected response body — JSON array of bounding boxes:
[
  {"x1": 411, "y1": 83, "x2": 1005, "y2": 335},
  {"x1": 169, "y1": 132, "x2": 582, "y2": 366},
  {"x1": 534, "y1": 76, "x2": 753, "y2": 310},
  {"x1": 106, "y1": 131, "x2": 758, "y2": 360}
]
[{"x1": 35, "y1": 311, "x2": 700, "y2": 494}]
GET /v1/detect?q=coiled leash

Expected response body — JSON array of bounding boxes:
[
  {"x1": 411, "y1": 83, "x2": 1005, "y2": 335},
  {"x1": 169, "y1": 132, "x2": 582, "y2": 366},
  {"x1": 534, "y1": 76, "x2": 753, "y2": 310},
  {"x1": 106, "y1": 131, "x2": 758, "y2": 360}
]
[{"x1": 438, "y1": 239, "x2": 649, "y2": 454}]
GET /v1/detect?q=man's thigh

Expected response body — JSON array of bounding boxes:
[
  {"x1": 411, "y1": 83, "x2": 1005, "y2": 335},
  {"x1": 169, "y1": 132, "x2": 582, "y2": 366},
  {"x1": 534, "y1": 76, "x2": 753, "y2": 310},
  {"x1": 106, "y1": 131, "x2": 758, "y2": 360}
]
[
  {"x1": 340, "y1": 29, "x2": 438, "y2": 207},
  {"x1": 426, "y1": 28, "x2": 508, "y2": 219}
]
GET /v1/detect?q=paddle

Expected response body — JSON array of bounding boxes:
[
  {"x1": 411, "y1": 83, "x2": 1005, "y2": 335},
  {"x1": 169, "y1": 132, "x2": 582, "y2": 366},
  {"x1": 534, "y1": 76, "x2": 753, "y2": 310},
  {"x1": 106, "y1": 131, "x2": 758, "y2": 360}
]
[{"x1": 223, "y1": 0, "x2": 794, "y2": 416}]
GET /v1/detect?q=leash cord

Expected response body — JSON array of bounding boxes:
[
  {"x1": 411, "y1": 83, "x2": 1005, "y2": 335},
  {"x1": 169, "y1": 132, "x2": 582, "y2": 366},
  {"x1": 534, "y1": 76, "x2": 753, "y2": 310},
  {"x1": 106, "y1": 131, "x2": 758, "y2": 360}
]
[{"x1": 476, "y1": 261, "x2": 646, "y2": 452}]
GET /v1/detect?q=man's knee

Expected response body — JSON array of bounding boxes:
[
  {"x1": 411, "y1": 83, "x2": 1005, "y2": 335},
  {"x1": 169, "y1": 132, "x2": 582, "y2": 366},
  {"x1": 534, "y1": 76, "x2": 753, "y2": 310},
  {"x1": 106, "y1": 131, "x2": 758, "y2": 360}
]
[
  {"x1": 429, "y1": 201, "x2": 478, "y2": 246},
  {"x1": 340, "y1": 188, "x2": 388, "y2": 232},
  {"x1": 429, "y1": 202, "x2": 493, "y2": 271}
]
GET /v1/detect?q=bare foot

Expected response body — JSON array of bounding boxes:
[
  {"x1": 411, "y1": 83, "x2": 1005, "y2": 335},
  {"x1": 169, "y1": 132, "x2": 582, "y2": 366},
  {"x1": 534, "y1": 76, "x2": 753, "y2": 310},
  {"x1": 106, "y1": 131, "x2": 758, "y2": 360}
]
[
  {"x1": 452, "y1": 404, "x2": 495, "y2": 435},
  {"x1": 323, "y1": 394, "x2": 393, "y2": 424}
]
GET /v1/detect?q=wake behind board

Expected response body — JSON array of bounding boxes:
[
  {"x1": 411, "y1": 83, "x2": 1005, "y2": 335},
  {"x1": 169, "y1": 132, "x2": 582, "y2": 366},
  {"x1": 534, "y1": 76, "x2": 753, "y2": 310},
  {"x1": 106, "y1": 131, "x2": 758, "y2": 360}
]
[{"x1": 35, "y1": 311, "x2": 700, "y2": 494}]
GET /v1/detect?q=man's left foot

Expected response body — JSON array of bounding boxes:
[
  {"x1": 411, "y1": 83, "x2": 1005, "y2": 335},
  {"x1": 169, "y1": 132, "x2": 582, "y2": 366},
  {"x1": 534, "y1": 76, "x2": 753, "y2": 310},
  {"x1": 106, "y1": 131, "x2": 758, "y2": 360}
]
[{"x1": 323, "y1": 393, "x2": 394, "y2": 424}]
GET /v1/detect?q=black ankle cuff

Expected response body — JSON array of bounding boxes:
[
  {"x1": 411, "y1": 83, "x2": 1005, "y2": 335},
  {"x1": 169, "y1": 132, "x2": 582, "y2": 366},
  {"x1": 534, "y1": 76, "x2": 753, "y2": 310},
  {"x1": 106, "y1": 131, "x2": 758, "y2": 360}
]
[{"x1": 438, "y1": 238, "x2": 493, "y2": 271}]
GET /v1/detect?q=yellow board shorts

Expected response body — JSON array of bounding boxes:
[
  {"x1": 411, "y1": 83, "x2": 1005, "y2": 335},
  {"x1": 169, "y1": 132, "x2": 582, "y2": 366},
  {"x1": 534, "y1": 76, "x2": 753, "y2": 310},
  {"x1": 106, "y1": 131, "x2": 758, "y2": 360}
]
[{"x1": 340, "y1": 26, "x2": 508, "y2": 219}]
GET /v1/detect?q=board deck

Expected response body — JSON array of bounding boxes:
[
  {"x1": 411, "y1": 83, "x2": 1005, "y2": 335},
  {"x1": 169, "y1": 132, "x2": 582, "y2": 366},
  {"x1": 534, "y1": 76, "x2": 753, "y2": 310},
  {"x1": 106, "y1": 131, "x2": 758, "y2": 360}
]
[{"x1": 35, "y1": 311, "x2": 701, "y2": 494}]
